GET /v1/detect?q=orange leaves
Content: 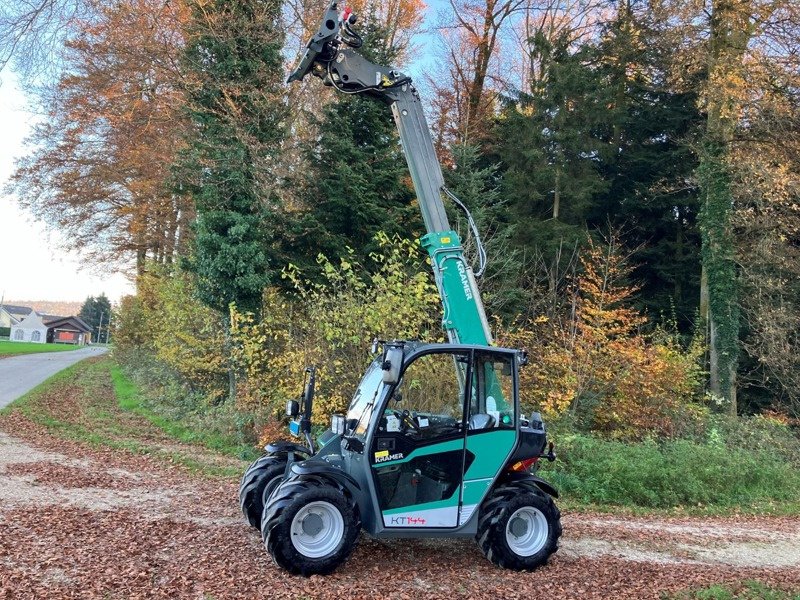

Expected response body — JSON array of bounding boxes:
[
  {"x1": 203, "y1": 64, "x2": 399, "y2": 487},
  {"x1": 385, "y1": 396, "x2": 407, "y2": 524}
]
[
  {"x1": 500, "y1": 234, "x2": 705, "y2": 439},
  {"x1": 349, "y1": 0, "x2": 425, "y2": 32},
  {"x1": 10, "y1": 0, "x2": 192, "y2": 274}
]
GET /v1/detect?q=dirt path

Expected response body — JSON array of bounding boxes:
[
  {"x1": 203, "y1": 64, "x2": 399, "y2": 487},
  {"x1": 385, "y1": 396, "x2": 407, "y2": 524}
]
[{"x1": 1, "y1": 423, "x2": 798, "y2": 600}]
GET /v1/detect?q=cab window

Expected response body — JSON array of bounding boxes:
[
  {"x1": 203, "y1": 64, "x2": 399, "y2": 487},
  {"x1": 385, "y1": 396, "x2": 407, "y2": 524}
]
[
  {"x1": 468, "y1": 353, "x2": 515, "y2": 430},
  {"x1": 389, "y1": 352, "x2": 467, "y2": 437}
]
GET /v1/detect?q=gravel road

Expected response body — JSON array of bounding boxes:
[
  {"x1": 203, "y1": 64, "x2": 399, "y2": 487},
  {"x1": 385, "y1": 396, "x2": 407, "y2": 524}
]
[{"x1": 0, "y1": 347, "x2": 108, "y2": 409}]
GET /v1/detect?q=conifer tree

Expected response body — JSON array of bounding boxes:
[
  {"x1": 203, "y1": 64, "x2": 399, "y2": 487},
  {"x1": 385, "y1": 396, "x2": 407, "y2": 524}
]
[
  {"x1": 590, "y1": 6, "x2": 704, "y2": 329},
  {"x1": 444, "y1": 144, "x2": 524, "y2": 317},
  {"x1": 285, "y1": 17, "x2": 419, "y2": 276},
  {"x1": 496, "y1": 31, "x2": 610, "y2": 272},
  {"x1": 178, "y1": 0, "x2": 286, "y2": 316}
]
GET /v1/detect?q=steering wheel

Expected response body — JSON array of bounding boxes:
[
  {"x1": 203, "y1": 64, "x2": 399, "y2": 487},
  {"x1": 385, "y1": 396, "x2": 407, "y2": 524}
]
[{"x1": 392, "y1": 409, "x2": 419, "y2": 433}]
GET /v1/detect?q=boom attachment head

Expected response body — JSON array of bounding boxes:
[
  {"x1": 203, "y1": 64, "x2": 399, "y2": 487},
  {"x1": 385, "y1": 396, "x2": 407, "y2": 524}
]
[
  {"x1": 288, "y1": 1, "x2": 364, "y2": 84},
  {"x1": 287, "y1": 1, "x2": 340, "y2": 83}
]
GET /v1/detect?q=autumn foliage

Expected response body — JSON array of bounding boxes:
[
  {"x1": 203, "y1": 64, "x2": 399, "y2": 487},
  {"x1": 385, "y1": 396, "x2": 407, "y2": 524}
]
[
  {"x1": 229, "y1": 234, "x2": 441, "y2": 423},
  {"x1": 501, "y1": 235, "x2": 704, "y2": 439}
]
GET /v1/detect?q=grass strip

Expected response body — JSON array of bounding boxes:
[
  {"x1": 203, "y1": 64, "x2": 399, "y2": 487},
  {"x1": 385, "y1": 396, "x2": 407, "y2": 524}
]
[
  {"x1": 0, "y1": 340, "x2": 81, "y2": 356},
  {"x1": 2, "y1": 358, "x2": 246, "y2": 478},
  {"x1": 671, "y1": 580, "x2": 800, "y2": 599},
  {"x1": 110, "y1": 362, "x2": 259, "y2": 463}
]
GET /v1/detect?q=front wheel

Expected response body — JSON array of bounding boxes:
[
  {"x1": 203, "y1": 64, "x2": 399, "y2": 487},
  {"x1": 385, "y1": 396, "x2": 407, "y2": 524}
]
[
  {"x1": 476, "y1": 485, "x2": 561, "y2": 570},
  {"x1": 262, "y1": 476, "x2": 360, "y2": 576}
]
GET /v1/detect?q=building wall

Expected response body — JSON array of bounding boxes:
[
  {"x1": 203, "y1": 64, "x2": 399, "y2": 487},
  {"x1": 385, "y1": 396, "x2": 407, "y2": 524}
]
[
  {"x1": 0, "y1": 309, "x2": 17, "y2": 329},
  {"x1": 10, "y1": 312, "x2": 49, "y2": 344},
  {"x1": 51, "y1": 328, "x2": 88, "y2": 345},
  {"x1": 10, "y1": 324, "x2": 48, "y2": 343}
]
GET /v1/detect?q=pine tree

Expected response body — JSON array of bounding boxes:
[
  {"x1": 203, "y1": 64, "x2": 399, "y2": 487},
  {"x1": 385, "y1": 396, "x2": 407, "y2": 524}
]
[
  {"x1": 443, "y1": 144, "x2": 524, "y2": 317},
  {"x1": 178, "y1": 0, "x2": 286, "y2": 316},
  {"x1": 589, "y1": 6, "x2": 704, "y2": 330},
  {"x1": 495, "y1": 6, "x2": 705, "y2": 331},
  {"x1": 495, "y1": 31, "x2": 610, "y2": 275},
  {"x1": 284, "y1": 18, "x2": 419, "y2": 277}
]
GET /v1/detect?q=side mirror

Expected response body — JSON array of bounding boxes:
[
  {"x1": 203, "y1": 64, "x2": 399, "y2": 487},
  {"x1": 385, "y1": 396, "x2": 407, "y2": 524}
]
[
  {"x1": 382, "y1": 346, "x2": 403, "y2": 384},
  {"x1": 286, "y1": 399, "x2": 300, "y2": 417}
]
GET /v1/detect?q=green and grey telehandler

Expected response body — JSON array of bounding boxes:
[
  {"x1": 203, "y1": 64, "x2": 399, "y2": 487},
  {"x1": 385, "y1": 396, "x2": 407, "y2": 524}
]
[{"x1": 239, "y1": 1, "x2": 562, "y2": 576}]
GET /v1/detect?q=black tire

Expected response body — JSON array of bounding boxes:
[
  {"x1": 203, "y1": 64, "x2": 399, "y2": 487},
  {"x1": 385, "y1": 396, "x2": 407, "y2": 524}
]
[
  {"x1": 261, "y1": 475, "x2": 361, "y2": 576},
  {"x1": 476, "y1": 484, "x2": 561, "y2": 570},
  {"x1": 239, "y1": 454, "x2": 288, "y2": 529}
]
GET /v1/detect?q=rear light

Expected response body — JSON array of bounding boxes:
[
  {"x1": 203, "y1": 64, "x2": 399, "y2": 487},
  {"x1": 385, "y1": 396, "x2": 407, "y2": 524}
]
[{"x1": 510, "y1": 457, "x2": 539, "y2": 472}]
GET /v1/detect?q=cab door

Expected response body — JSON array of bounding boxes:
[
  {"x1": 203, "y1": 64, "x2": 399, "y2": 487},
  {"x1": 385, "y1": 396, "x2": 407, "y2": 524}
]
[
  {"x1": 369, "y1": 350, "x2": 470, "y2": 528},
  {"x1": 460, "y1": 351, "x2": 518, "y2": 525}
]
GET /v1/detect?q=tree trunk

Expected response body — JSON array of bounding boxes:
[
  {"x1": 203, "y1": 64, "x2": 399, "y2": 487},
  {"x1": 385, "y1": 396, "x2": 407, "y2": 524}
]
[
  {"x1": 698, "y1": 0, "x2": 752, "y2": 413},
  {"x1": 552, "y1": 168, "x2": 561, "y2": 220}
]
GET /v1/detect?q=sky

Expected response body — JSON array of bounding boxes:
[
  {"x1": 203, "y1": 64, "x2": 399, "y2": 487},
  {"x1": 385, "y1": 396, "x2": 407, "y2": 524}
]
[
  {"x1": 0, "y1": 1, "x2": 448, "y2": 306},
  {"x1": 0, "y1": 72, "x2": 134, "y2": 304}
]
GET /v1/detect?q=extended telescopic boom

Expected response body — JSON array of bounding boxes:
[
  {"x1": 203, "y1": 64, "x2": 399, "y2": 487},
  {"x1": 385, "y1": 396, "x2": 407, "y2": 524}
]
[{"x1": 288, "y1": 1, "x2": 492, "y2": 346}]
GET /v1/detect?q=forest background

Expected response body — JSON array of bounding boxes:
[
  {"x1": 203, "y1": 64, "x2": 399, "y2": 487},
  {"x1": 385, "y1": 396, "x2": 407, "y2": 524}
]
[{"x1": 2, "y1": 0, "x2": 799, "y2": 509}]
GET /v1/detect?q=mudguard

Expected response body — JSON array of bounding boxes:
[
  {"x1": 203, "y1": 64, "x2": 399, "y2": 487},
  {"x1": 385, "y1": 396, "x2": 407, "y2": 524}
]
[
  {"x1": 502, "y1": 471, "x2": 560, "y2": 499},
  {"x1": 265, "y1": 441, "x2": 312, "y2": 456},
  {"x1": 289, "y1": 459, "x2": 362, "y2": 499}
]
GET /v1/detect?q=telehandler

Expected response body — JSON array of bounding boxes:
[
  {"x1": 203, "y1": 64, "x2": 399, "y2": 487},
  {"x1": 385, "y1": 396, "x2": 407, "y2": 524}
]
[{"x1": 239, "y1": 1, "x2": 561, "y2": 576}]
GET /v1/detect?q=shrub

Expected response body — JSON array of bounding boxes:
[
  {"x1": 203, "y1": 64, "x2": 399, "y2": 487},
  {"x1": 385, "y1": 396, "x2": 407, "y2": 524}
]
[
  {"x1": 500, "y1": 234, "x2": 705, "y2": 440},
  {"x1": 544, "y1": 430, "x2": 800, "y2": 508},
  {"x1": 115, "y1": 266, "x2": 228, "y2": 402},
  {"x1": 230, "y1": 233, "x2": 441, "y2": 421}
]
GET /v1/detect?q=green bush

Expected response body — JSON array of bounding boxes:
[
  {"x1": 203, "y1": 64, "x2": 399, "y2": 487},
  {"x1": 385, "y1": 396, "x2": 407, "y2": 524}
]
[
  {"x1": 113, "y1": 348, "x2": 261, "y2": 460},
  {"x1": 545, "y1": 430, "x2": 800, "y2": 508},
  {"x1": 0, "y1": 327, "x2": 10, "y2": 338},
  {"x1": 673, "y1": 580, "x2": 800, "y2": 600}
]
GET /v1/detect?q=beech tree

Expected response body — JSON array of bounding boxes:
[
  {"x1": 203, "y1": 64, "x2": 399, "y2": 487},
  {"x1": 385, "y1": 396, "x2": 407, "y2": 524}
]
[
  {"x1": 7, "y1": 0, "x2": 192, "y2": 275},
  {"x1": 431, "y1": 0, "x2": 528, "y2": 147}
]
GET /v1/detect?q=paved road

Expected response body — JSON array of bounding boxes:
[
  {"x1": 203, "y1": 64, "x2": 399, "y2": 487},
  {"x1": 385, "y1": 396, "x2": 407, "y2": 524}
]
[{"x1": 0, "y1": 347, "x2": 109, "y2": 410}]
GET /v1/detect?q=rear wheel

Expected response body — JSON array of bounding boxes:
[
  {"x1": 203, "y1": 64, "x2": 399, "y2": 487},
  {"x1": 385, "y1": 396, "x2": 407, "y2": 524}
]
[
  {"x1": 239, "y1": 454, "x2": 288, "y2": 529},
  {"x1": 262, "y1": 476, "x2": 360, "y2": 576},
  {"x1": 476, "y1": 484, "x2": 561, "y2": 570}
]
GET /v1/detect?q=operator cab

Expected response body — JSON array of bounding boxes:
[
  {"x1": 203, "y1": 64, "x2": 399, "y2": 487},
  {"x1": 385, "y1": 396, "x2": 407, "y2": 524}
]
[{"x1": 338, "y1": 341, "x2": 543, "y2": 534}]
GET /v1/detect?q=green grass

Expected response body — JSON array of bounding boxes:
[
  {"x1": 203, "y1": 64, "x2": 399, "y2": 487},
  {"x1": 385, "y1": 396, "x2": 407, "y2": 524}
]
[
  {"x1": 542, "y1": 431, "x2": 800, "y2": 514},
  {"x1": 0, "y1": 340, "x2": 81, "y2": 356},
  {"x1": 671, "y1": 581, "x2": 800, "y2": 599},
  {"x1": 1, "y1": 358, "x2": 250, "y2": 478},
  {"x1": 110, "y1": 362, "x2": 259, "y2": 462}
]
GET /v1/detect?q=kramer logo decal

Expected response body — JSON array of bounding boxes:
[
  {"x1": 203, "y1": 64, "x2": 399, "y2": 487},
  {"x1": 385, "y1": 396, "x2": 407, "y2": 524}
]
[
  {"x1": 457, "y1": 263, "x2": 474, "y2": 301},
  {"x1": 374, "y1": 450, "x2": 404, "y2": 464},
  {"x1": 390, "y1": 516, "x2": 427, "y2": 525}
]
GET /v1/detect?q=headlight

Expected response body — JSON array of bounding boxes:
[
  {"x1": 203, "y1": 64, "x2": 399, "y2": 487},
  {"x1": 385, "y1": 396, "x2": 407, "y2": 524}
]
[{"x1": 331, "y1": 413, "x2": 346, "y2": 435}]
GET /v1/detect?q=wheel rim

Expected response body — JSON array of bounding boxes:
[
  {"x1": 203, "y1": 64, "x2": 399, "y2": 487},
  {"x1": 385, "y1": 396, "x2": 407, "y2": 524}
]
[
  {"x1": 505, "y1": 506, "x2": 549, "y2": 557},
  {"x1": 290, "y1": 501, "x2": 345, "y2": 558}
]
